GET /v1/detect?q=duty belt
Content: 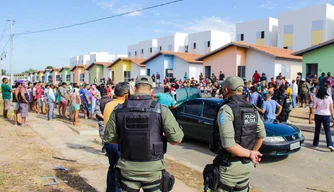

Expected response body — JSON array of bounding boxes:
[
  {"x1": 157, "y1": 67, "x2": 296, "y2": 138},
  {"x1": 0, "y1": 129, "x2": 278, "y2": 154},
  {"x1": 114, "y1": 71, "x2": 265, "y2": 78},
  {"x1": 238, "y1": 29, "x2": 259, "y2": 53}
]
[{"x1": 219, "y1": 178, "x2": 250, "y2": 192}]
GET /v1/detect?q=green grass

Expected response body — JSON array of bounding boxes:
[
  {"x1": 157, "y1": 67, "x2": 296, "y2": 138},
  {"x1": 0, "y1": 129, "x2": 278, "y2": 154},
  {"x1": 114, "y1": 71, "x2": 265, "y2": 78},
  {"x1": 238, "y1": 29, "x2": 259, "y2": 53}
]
[{"x1": 0, "y1": 174, "x2": 9, "y2": 185}]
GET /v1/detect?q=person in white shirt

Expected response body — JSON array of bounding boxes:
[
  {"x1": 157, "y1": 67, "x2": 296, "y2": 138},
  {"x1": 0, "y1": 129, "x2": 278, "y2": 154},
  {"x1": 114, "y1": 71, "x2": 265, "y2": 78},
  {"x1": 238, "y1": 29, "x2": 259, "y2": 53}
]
[{"x1": 292, "y1": 80, "x2": 298, "y2": 109}]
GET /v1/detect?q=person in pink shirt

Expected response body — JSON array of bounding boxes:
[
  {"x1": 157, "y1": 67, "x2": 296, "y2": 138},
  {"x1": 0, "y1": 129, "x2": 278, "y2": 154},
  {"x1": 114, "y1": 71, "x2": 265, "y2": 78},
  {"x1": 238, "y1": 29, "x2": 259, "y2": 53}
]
[
  {"x1": 90, "y1": 84, "x2": 98, "y2": 116},
  {"x1": 326, "y1": 72, "x2": 333, "y2": 88},
  {"x1": 35, "y1": 82, "x2": 43, "y2": 114},
  {"x1": 312, "y1": 87, "x2": 334, "y2": 151}
]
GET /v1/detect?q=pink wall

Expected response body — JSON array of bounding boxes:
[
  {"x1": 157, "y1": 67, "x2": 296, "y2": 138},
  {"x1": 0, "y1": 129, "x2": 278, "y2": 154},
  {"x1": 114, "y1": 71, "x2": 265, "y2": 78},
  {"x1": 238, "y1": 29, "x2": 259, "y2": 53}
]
[
  {"x1": 237, "y1": 47, "x2": 247, "y2": 66},
  {"x1": 202, "y1": 46, "x2": 238, "y2": 78},
  {"x1": 72, "y1": 67, "x2": 85, "y2": 84}
]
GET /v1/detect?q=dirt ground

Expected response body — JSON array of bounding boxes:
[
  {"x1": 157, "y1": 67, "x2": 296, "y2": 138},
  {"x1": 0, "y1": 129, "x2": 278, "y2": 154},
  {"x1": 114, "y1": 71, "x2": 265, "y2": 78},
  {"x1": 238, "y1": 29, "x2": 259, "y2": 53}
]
[{"x1": 0, "y1": 99, "x2": 260, "y2": 192}]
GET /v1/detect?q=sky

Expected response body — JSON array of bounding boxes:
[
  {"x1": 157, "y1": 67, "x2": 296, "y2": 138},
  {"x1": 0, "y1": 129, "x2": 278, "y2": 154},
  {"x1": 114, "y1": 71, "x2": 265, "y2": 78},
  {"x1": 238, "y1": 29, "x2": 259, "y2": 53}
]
[{"x1": 0, "y1": 0, "x2": 333, "y2": 73}]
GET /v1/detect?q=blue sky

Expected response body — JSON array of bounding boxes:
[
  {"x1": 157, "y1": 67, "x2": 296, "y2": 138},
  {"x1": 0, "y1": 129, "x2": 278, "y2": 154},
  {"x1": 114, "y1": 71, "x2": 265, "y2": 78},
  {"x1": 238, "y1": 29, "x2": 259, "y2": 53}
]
[{"x1": 0, "y1": 0, "x2": 333, "y2": 73}]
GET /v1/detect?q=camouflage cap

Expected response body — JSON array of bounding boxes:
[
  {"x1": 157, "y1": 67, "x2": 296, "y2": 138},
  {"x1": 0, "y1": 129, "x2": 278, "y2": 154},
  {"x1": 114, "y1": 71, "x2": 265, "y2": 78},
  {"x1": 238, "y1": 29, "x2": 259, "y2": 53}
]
[
  {"x1": 135, "y1": 75, "x2": 153, "y2": 87},
  {"x1": 223, "y1": 76, "x2": 244, "y2": 91}
]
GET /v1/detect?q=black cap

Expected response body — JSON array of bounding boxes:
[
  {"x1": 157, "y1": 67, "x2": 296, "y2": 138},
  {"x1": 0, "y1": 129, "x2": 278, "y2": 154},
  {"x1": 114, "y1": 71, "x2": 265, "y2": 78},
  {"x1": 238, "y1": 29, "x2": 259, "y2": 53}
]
[{"x1": 100, "y1": 87, "x2": 108, "y2": 95}]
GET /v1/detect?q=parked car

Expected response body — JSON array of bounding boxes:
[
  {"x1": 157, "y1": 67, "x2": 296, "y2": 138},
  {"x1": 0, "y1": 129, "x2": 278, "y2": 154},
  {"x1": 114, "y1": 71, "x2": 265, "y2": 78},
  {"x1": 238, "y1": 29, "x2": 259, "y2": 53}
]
[{"x1": 172, "y1": 98, "x2": 305, "y2": 156}]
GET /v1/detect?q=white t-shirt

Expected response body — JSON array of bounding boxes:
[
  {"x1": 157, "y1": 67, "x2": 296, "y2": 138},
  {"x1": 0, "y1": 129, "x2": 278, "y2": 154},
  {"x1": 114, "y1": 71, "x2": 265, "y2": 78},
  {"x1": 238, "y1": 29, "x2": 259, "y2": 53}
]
[
  {"x1": 71, "y1": 91, "x2": 80, "y2": 105},
  {"x1": 314, "y1": 96, "x2": 333, "y2": 116},
  {"x1": 33, "y1": 87, "x2": 36, "y2": 97}
]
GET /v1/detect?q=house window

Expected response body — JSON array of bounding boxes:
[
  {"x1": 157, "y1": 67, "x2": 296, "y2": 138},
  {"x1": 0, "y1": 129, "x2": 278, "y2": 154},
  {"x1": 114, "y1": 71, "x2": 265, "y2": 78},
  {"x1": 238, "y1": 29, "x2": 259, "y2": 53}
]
[
  {"x1": 283, "y1": 46, "x2": 288, "y2": 49},
  {"x1": 237, "y1": 66, "x2": 246, "y2": 79},
  {"x1": 66, "y1": 74, "x2": 71, "y2": 82},
  {"x1": 147, "y1": 69, "x2": 151, "y2": 76},
  {"x1": 56, "y1": 75, "x2": 61, "y2": 81},
  {"x1": 135, "y1": 51, "x2": 137, "y2": 56},
  {"x1": 80, "y1": 74, "x2": 85, "y2": 82},
  {"x1": 261, "y1": 31, "x2": 265, "y2": 39},
  {"x1": 193, "y1": 43, "x2": 196, "y2": 49},
  {"x1": 241, "y1": 34, "x2": 244, "y2": 41},
  {"x1": 124, "y1": 71, "x2": 131, "y2": 82},
  {"x1": 141, "y1": 49, "x2": 144, "y2": 54},
  {"x1": 207, "y1": 41, "x2": 211, "y2": 48},
  {"x1": 128, "y1": 52, "x2": 131, "y2": 57},
  {"x1": 150, "y1": 48, "x2": 152, "y2": 53},
  {"x1": 159, "y1": 46, "x2": 162, "y2": 51},
  {"x1": 168, "y1": 44, "x2": 173, "y2": 51},
  {"x1": 185, "y1": 45, "x2": 189, "y2": 53}
]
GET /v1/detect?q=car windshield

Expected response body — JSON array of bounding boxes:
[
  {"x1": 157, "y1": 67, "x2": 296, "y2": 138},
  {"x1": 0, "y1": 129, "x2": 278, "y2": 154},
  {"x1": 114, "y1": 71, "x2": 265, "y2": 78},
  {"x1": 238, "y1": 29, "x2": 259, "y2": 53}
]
[{"x1": 175, "y1": 88, "x2": 202, "y2": 105}]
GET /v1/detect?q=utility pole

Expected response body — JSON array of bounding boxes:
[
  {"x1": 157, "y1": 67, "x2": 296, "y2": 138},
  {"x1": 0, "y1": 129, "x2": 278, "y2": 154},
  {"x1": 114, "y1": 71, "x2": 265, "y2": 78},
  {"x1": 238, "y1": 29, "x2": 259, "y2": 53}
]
[
  {"x1": 0, "y1": 51, "x2": 5, "y2": 78},
  {"x1": 8, "y1": 17, "x2": 14, "y2": 86}
]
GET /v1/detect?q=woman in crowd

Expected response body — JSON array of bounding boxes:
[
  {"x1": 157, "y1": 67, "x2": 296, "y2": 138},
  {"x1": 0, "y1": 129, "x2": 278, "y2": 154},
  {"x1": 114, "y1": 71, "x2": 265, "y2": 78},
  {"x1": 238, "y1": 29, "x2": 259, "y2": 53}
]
[
  {"x1": 90, "y1": 84, "x2": 98, "y2": 117},
  {"x1": 13, "y1": 81, "x2": 22, "y2": 126},
  {"x1": 71, "y1": 84, "x2": 81, "y2": 126},
  {"x1": 308, "y1": 87, "x2": 316, "y2": 124},
  {"x1": 312, "y1": 87, "x2": 334, "y2": 151}
]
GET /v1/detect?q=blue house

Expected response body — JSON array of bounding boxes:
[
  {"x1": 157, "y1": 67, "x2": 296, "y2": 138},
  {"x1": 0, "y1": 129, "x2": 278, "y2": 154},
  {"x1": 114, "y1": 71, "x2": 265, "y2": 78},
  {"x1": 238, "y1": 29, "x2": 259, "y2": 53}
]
[
  {"x1": 141, "y1": 51, "x2": 203, "y2": 82},
  {"x1": 44, "y1": 69, "x2": 52, "y2": 83}
]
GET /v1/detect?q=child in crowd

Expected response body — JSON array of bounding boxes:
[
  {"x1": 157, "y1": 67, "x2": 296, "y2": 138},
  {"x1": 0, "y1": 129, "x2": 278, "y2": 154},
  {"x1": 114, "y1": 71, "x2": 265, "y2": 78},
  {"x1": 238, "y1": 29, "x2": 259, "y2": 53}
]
[{"x1": 308, "y1": 87, "x2": 316, "y2": 124}]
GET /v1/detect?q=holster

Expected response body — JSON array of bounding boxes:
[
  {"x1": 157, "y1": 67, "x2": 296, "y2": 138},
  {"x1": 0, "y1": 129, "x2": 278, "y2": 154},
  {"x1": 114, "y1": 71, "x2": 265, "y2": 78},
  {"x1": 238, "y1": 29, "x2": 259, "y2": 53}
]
[
  {"x1": 203, "y1": 163, "x2": 220, "y2": 191},
  {"x1": 160, "y1": 170, "x2": 175, "y2": 192}
]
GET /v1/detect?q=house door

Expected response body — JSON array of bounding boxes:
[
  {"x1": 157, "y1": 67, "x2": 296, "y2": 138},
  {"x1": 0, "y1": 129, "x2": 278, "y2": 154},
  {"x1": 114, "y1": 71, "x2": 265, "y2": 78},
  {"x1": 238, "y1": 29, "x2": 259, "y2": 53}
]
[
  {"x1": 165, "y1": 69, "x2": 173, "y2": 82},
  {"x1": 147, "y1": 68, "x2": 150, "y2": 76},
  {"x1": 205, "y1": 66, "x2": 211, "y2": 79},
  {"x1": 111, "y1": 71, "x2": 114, "y2": 81},
  {"x1": 306, "y1": 63, "x2": 318, "y2": 76}
]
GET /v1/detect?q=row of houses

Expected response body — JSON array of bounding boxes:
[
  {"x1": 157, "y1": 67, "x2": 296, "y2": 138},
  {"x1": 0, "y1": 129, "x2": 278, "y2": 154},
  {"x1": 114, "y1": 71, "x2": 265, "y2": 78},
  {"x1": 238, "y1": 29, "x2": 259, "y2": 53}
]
[{"x1": 15, "y1": 41, "x2": 305, "y2": 85}]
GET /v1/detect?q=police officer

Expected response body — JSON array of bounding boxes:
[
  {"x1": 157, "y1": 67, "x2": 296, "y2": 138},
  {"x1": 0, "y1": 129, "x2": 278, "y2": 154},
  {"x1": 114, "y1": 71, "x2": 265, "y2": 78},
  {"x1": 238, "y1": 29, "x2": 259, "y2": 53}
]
[
  {"x1": 104, "y1": 75, "x2": 184, "y2": 192},
  {"x1": 205, "y1": 76, "x2": 266, "y2": 192}
]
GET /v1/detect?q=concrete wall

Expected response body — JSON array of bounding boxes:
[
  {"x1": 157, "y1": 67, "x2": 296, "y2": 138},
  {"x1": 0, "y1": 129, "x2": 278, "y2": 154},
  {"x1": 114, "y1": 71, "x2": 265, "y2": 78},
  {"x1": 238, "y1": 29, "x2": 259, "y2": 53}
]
[
  {"x1": 84, "y1": 70, "x2": 89, "y2": 83},
  {"x1": 302, "y1": 43, "x2": 334, "y2": 77},
  {"x1": 202, "y1": 46, "x2": 238, "y2": 78},
  {"x1": 61, "y1": 69, "x2": 71, "y2": 84},
  {"x1": 88, "y1": 65, "x2": 104, "y2": 84},
  {"x1": 128, "y1": 39, "x2": 158, "y2": 58},
  {"x1": 110, "y1": 60, "x2": 132, "y2": 84},
  {"x1": 245, "y1": 49, "x2": 275, "y2": 80},
  {"x1": 236, "y1": 17, "x2": 278, "y2": 47},
  {"x1": 145, "y1": 54, "x2": 172, "y2": 79},
  {"x1": 278, "y1": 4, "x2": 334, "y2": 51},
  {"x1": 157, "y1": 33, "x2": 188, "y2": 52},
  {"x1": 189, "y1": 63, "x2": 203, "y2": 81},
  {"x1": 131, "y1": 63, "x2": 145, "y2": 80},
  {"x1": 274, "y1": 59, "x2": 302, "y2": 82}
]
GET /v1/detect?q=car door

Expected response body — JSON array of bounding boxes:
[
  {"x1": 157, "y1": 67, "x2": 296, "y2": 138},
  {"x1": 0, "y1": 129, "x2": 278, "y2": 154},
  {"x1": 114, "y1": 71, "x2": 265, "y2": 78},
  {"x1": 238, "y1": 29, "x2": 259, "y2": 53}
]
[
  {"x1": 200, "y1": 101, "x2": 218, "y2": 143},
  {"x1": 179, "y1": 100, "x2": 203, "y2": 139}
]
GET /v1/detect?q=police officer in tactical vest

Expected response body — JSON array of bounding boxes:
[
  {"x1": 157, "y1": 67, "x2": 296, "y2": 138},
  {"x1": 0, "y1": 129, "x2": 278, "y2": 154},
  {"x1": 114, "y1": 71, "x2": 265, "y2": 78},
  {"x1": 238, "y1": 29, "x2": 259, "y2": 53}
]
[
  {"x1": 104, "y1": 75, "x2": 184, "y2": 192},
  {"x1": 203, "y1": 76, "x2": 266, "y2": 192}
]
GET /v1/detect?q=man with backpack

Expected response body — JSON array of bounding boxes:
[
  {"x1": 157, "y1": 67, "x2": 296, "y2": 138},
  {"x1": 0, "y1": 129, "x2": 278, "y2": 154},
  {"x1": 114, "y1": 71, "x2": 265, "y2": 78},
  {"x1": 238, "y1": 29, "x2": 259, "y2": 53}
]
[
  {"x1": 276, "y1": 85, "x2": 292, "y2": 122},
  {"x1": 249, "y1": 86, "x2": 263, "y2": 108}
]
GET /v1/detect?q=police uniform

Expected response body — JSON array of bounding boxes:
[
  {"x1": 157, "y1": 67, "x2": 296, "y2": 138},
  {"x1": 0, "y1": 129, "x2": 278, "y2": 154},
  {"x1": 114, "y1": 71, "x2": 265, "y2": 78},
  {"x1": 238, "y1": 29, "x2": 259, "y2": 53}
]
[
  {"x1": 204, "y1": 76, "x2": 266, "y2": 192},
  {"x1": 104, "y1": 76, "x2": 184, "y2": 192}
]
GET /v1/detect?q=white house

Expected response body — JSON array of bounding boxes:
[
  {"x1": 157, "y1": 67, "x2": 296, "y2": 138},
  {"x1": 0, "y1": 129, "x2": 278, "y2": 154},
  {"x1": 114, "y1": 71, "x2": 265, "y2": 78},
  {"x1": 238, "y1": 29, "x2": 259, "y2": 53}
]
[
  {"x1": 70, "y1": 52, "x2": 126, "y2": 66},
  {"x1": 236, "y1": 17, "x2": 278, "y2": 47},
  {"x1": 278, "y1": 3, "x2": 334, "y2": 51},
  {"x1": 196, "y1": 42, "x2": 303, "y2": 82},
  {"x1": 142, "y1": 51, "x2": 203, "y2": 81},
  {"x1": 186, "y1": 30, "x2": 232, "y2": 55},
  {"x1": 157, "y1": 32, "x2": 188, "y2": 53},
  {"x1": 128, "y1": 39, "x2": 158, "y2": 58}
]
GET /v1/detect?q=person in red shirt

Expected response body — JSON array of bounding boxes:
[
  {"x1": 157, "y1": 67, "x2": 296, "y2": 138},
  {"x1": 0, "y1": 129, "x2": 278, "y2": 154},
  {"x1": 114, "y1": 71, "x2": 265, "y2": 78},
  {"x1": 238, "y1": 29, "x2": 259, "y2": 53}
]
[
  {"x1": 106, "y1": 85, "x2": 112, "y2": 98},
  {"x1": 252, "y1": 70, "x2": 261, "y2": 83}
]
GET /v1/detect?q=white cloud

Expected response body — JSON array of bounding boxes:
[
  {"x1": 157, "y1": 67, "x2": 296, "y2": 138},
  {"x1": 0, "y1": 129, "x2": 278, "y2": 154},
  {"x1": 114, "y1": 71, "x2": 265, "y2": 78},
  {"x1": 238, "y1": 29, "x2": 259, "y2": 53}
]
[
  {"x1": 260, "y1": 1, "x2": 277, "y2": 9},
  {"x1": 160, "y1": 20, "x2": 174, "y2": 25},
  {"x1": 179, "y1": 16, "x2": 235, "y2": 38},
  {"x1": 93, "y1": 0, "x2": 142, "y2": 17},
  {"x1": 153, "y1": 29, "x2": 161, "y2": 33}
]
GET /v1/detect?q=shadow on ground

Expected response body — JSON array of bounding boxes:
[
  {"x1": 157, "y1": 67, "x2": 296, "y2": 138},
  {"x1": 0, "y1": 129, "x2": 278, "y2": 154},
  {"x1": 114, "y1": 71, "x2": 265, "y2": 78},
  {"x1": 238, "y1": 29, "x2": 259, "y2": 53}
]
[
  {"x1": 66, "y1": 143, "x2": 102, "y2": 155},
  {"x1": 54, "y1": 168, "x2": 97, "y2": 192}
]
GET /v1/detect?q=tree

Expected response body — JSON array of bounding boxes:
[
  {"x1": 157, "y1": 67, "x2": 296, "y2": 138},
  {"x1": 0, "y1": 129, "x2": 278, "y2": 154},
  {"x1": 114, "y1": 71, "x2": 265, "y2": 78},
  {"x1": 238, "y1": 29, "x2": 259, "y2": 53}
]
[
  {"x1": 46, "y1": 66, "x2": 53, "y2": 69},
  {"x1": 24, "y1": 68, "x2": 37, "y2": 74}
]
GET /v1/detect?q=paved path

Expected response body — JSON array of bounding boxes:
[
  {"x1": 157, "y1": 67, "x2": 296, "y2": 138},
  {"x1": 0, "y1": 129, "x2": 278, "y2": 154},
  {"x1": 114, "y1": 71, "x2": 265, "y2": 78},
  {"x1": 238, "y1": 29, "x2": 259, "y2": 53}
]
[
  {"x1": 26, "y1": 113, "x2": 197, "y2": 192},
  {"x1": 167, "y1": 107, "x2": 334, "y2": 192}
]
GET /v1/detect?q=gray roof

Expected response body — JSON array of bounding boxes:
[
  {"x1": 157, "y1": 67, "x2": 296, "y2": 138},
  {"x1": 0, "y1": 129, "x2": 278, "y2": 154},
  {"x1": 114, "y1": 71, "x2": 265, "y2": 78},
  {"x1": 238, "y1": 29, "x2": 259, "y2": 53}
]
[{"x1": 293, "y1": 39, "x2": 334, "y2": 56}]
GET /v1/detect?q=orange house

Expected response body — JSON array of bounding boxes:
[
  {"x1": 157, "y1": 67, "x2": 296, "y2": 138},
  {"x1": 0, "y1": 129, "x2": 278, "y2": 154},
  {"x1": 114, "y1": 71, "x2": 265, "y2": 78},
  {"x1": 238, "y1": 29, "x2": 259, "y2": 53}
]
[
  {"x1": 196, "y1": 42, "x2": 302, "y2": 82},
  {"x1": 71, "y1": 64, "x2": 87, "y2": 84}
]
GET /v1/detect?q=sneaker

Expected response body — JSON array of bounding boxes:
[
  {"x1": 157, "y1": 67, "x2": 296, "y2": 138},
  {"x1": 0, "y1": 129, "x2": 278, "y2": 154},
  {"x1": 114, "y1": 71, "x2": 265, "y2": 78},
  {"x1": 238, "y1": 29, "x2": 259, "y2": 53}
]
[
  {"x1": 312, "y1": 145, "x2": 318, "y2": 149},
  {"x1": 329, "y1": 146, "x2": 334, "y2": 152}
]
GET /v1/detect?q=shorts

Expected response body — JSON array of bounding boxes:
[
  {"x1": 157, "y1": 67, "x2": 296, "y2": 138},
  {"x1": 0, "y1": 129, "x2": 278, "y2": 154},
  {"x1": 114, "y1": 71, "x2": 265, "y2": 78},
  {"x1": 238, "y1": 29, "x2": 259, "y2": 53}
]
[
  {"x1": 12, "y1": 102, "x2": 19, "y2": 111},
  {"x1": 84, "y1": 104, "x2": 92, "y2": 112},
  {"x1": 4, "y1": 99, "x2": 11, "y2": 110},
  {"x1": 72, "y1": 104, "x2": 80, "y2": 111},
  {"x1": 37, "y1": 98, "x2": 43, "y2": 107},
  {"x1": 19, "y1": 103, "x2": 29, "y2": 118},
  {"x1": 61, "y1": 100, "x2": 68, "y2": 107}
]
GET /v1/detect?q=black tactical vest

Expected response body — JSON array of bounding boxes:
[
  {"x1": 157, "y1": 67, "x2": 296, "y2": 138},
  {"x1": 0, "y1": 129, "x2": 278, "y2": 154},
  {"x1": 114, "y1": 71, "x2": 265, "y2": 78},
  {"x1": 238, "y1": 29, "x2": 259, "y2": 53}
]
[
  {"x1": 96, "y1": 96, "x2": 113, "y2": 121},
  {"x1": 115, "y1": 94, "x2": 166, "y2": 162},
  {"x1": 211, "y1": 95, "x2": 258, "y2": 155}
]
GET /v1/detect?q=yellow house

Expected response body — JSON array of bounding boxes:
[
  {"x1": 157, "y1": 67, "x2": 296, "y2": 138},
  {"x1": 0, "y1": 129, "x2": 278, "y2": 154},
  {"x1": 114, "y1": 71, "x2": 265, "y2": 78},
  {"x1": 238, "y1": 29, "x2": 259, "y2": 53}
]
[
  {"x1": 37, "y1": 70, "x2": 44, "y2": 82},
  {"x1": 108, "y1": 57, "x2": 146, "y2": 83}
]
